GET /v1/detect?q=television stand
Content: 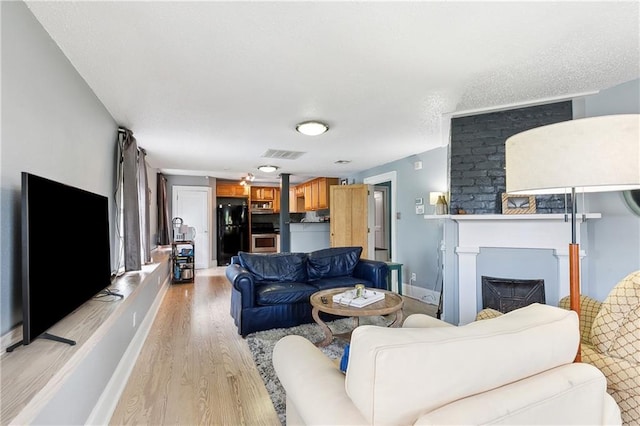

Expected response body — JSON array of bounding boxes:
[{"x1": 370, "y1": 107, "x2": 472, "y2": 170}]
[{"x1": 6, "y1": 332, "x2": 76, "y2": 353}]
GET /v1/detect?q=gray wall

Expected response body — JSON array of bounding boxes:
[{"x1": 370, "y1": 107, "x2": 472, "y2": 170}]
[
  {"x1": 352, "y1": 147, "x2": 449, "y2": 293},
  {"x1": 1, "y1": 1, "x2": 118, "y2": 335}
]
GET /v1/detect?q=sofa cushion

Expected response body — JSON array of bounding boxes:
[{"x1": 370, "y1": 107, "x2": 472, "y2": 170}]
[
  {"x1": 311, "y1": 276, "x2": 373, "y2": 290},
  {"x1": 238, "y1": 252, "x2": 308, "y2": 282},
  {"x1": 256, "y1": 282, "x2": 318, "y2": 305},
  {"x1": 307, "y1": 247, "x2": 362, "y2": 280}
]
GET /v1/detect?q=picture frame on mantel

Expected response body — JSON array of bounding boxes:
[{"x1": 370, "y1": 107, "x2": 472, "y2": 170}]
[{"x1": 501, "y1": 193, "x2": 536, "y2": 214}]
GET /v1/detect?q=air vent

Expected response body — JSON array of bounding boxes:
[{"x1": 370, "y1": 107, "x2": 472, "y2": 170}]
[{"x1": 261, "y1": 149, "x2": 306, "y2": 160}]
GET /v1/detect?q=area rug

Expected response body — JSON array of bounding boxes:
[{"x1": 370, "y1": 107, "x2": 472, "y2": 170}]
[{"x1": 246, "y1": 317, "x2": 386, "y2": 425}]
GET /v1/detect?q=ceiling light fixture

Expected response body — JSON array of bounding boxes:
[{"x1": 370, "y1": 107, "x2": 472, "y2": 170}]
[
  {"x1": 334, "y1": 160, "x2": 351, "y2": 164},
  {"x1": 239, "y1": 173, "x2": 255, "y2": 185},
  {"x1": 257, "y1": 165, "x2": 279, "y2": 173},
  {"x1": 296, "y1": 121, "x2": 329, "y2": 136}
]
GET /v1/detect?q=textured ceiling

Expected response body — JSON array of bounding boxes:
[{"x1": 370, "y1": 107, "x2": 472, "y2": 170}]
[{"x1": 25, "y1": 1, "x2": 640, "y2": 184}]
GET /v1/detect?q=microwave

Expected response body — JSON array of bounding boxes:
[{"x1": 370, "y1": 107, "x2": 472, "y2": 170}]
[{"x1": 251, "y1": 233, "x2": 278, "y2": 253}]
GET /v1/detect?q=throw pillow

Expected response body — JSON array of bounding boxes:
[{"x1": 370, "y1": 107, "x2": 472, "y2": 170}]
[
  {"x1": 340, "y1": 343, "x2": 350, "y2": 373},
  {"x1": 307, "y1": 246, "x2": 362, "y2": 280},
  {"x1": 238, "y1": 252, "x2": 308, "y2": 282}
]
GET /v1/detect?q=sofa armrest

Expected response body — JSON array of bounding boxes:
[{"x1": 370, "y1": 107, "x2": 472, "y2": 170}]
[
  {"x1": 353, "y1": 259, "x2": 388, "y2": 289},
  {"x1": 558, "y1": 294, "x2": 601, "y2": 345},
  {"x1": 273, "y1": 335, "x2": 368, "y2": 425},
  {"x1": 225, "y1": 263, "x2": 256, "y2": 308}
]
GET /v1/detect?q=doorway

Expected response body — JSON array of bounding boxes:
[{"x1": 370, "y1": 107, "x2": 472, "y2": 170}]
[
  {"x1": 172, "y1": 185, "x2": 212, "y2": 269},
  {"x1": 373, "y1": 186, "x2": 390, "y2": 261},
  {"x1": 364, "y1": 171, "x2": 397, "y2": 262}
]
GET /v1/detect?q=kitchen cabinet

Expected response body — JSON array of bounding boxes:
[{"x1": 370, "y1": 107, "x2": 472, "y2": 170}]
[
  {"x1": 273, "y1": 188, "x2": 281, "y2": 213},
  {"x1": 303, "y1": 182, "x2": 313, "y2": 211},
  {"x1": 290, "y1": 187, "x2": 305, "y2": 213},
  {"x1": 296, "y1": 177, "x2": 339, "y2": 211},
  {"x1": 316, "y1": 177, "x2": 338, "y2": 209},
  {"x1": 217, "y1": 181, "x2": 248, "y2": 197},
  {"x1": 251, "y1": 186, "x2": 276, "y2": 201}
]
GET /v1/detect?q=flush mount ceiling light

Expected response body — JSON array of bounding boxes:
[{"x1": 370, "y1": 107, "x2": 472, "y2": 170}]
[
  {"x1": 296, "y1": 121, "x2": 329, "y2": 136},
  {"x1": 257, "y1": 165, "x2": 279, "y2": 173},
  {"x1": 334, "y1": 160, "x2": 351, "y2": 164}
]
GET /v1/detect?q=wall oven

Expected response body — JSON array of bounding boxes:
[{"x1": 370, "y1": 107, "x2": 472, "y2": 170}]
[{"x1": 251, "y1": 233, "x2": 278, "y2": 253}]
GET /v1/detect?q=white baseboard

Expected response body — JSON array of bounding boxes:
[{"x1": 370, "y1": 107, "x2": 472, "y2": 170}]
[
  {"x1": 86, "y1": 275, "x2": 170, "y2": 425},
  {"x1": 403, "y1": 283, "x2": 440, "y2": 305}
]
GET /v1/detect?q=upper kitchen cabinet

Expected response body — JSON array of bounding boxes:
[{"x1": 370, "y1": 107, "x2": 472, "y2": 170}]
[
  {"x1": 315, "y1": 177, "x2": 337, "y2": 209},
  {"x1": 217, "y1": 181, "x2": 248, "y2": 197},
  {"x1": 295, "y1": 177, "x2": 339, "y2": 211},
  {"x1": 251, "y1": 186, "x2": 276, "y2": 201},
  {"x1": 303, "y1": 181, "x2": 313, "y2": 211},
  {"x1": 273, "y1": 188, "x2": 281, "y2": 213}
]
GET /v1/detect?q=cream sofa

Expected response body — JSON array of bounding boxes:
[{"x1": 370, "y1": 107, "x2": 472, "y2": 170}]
[{"x1": 273, "y1": 303, "x2": 621, "y2": 425}]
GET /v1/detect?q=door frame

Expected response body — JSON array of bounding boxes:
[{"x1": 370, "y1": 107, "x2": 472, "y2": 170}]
[
  {"x1": 364, "y1": 171, "x2": 397, "y2": 262},
  {"x1": 172, "y1": 185, "x2": 212, "y2": 269}
]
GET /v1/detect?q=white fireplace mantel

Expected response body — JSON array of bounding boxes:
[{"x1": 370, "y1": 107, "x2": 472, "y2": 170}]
[{"x1": 425, "y1": 213, "x2": 601, "y2": 325}]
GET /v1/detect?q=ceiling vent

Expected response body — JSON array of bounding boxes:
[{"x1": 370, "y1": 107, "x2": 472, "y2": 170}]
[{"x1": 261, "y1": 149, "x2": 306, "y2": 160}]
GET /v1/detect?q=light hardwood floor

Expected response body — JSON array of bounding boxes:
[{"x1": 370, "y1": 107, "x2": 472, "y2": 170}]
[{"x1": 109, "y1": 267, "x2": 437, "y2": 425}]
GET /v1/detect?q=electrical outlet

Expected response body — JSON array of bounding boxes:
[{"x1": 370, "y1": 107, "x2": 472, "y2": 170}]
[
  {"x1": 411, "y1": 273, "x2": 417, "y2": 282},
  {"x1": 132, "y1": 312, "x2": 137, "y2": 328}
]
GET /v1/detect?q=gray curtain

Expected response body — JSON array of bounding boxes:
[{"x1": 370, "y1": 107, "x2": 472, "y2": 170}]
[
  {"x1": 118, "y1": 128, "x2": 142, "y2": 271},
  {"x1": 157, "y1": 173, "x2": 171, "y2": 245},
  {"x1": 138, "y1": 148, "x2": 151, "y2": 264}
]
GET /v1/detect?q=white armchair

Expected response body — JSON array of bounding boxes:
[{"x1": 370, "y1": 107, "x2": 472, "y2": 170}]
[{"x1": 273, "y1": 303, "x2": 620, "y2": 425}]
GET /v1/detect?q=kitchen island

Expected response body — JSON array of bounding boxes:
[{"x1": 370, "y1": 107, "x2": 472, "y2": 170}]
[{"x1": 290, "y1": 222, "x2": 330, "y2": 253}]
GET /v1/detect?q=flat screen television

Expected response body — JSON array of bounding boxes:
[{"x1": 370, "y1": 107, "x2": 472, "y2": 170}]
[{"x1": 10, "y1": 172, "x2": 112, "y2": 351}]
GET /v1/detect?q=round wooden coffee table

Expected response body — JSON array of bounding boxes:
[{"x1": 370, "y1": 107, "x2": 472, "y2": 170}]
[{"x1": 309, "y1": 287, "x2": 404, "y2": 347}]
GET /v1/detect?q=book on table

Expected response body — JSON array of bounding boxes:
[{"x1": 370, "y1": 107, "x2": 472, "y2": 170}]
[{"x1": 332, "y1": 288, "x2": 385, "y2": 308}]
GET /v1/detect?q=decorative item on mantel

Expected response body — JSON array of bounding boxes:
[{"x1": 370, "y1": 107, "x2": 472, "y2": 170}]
[
  {"x1": 430, "y1": 192, "x2": 448, "y2": 215},
  {"x1": 501, "y1": 193, "x2": 536, "y2": 214},
  {"x1": 435, "y1": 195, "x2": 448, "y2": 215}
]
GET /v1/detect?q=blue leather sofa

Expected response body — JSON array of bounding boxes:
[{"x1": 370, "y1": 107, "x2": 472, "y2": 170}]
[{"x1": 226, "y1": 246, "x2": 389, "y2": 336}]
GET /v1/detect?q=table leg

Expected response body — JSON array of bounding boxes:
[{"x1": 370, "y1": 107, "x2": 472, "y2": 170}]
[
  {"x1": 389, "y1": 309, "x2": 404, "y2": 327},
  {"x1": 312, "y1": 307, "x2": 333, "y2": 347},
  {"x1": 397, "y1": 268, "x2": 403, "y2": 295}
]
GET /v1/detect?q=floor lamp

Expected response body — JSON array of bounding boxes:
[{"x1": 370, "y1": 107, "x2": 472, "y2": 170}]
[{"x1": 505, "y1": 114, "x2": 640, "y2": 362}]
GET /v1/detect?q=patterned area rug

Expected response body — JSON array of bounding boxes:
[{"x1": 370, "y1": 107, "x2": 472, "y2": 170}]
[{"x1": 246, "y1": 317, "x2": 386, "y2": 425}]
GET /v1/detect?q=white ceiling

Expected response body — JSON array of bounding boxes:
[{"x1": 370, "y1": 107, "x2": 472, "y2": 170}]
[{"x1": 25, "y1": 1, "x2": 640, "y2": 185}]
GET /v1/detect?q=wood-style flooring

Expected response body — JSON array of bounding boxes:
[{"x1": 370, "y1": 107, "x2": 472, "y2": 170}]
[{"x1": 109, "y1": 267, "x2": 437, "y2": 425}]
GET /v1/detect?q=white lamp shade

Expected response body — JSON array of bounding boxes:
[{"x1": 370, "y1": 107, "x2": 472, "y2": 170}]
[{"x1": 506, "y1": 114, "x2": 640, "y2": 194}]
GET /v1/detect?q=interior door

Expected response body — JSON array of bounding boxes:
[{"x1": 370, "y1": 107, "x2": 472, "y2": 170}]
[
  {"x1": 172, "y1": 185, "x2": 211, "y2": 269},
  {"x1": 329, "y1": 184, "x2": 375, "y2": 259}
]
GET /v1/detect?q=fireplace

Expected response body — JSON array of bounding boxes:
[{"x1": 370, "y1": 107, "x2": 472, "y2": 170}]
[
  {"x1": 434, "y1": 213, "x2": 601, "y2": 325},
  {"x1": 481, "y1": 276, "x2": 545, "y2": 313}
]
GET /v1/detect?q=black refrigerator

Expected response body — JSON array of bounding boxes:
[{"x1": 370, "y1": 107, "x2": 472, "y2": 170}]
[{"x1": 217, "y1": 204, "x2": 249, "y2": 266}]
